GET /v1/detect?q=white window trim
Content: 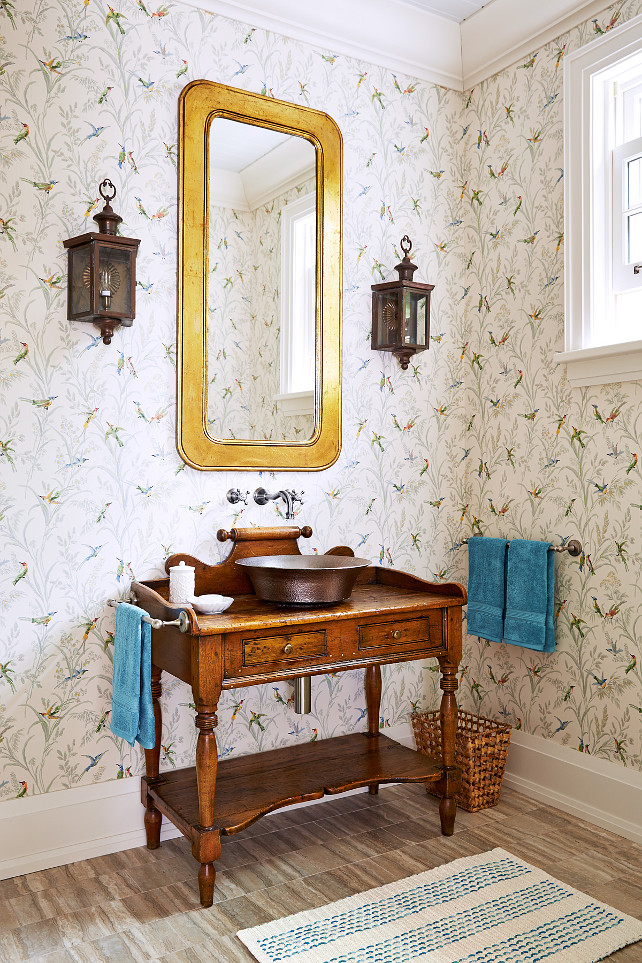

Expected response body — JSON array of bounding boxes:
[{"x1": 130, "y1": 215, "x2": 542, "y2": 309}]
[
  {"x1": 280, "y1": 191, "x2": 316, "y2": 417},
  {"x1": 555, "y1": 12, "x2": 642, "y2": 385},
  {"x1": 612, "y1": 136, "x2": 642, "y2": 292}
]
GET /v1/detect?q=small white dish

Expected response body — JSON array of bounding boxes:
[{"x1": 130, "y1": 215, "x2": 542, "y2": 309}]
[{"x1": 189, "y1": 594, "x2": 234, "y2": 615}]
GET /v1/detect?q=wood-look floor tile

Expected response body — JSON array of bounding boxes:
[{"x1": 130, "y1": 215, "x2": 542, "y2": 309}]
[
  {"x1": 118, "y1": 920, "x2": 187, "y2": 959},
  {"x1": 0, "y1": 931, "x2": 22, "y2": 963},
  {"x1": 119, "y1": 884, "x2": 198, "y2": 927},
  {"x1": 160, "y1": 934, "x2": 252, "y2": 962},
  {"x1": 381, "y1": 813, "x2": 445, "y2": 845},
  {"x1": 323, "y1": 827, "x2": 407, "y2": 863},
  {"x1": 11, "y1": 917, "x2": 64, "y2": 960},
  {"x1": 235, "y1": 821, "x2": 335, "y2": 862},
  {"x1": 214, "y1": 894, "x2": 272, "y2": 931},
  {"x1": 214, "y1": 853, "x2": 302, "y2": 902},
  {"x1": 313, "y1": 806, "x2": 404, "y2": 840},
  {"x1": 54, "y1": 907, "x2": 115, "y2": 948},
  {"x1": 87, "y1": 933, "x2": 146, "y2": 963},
  {"x1": 27, "y1": 950, "x2": 76, "y2": 963},
  {"x1": 578, "y1": 873, "x2": 642, "y2": 919},
  {"x1": 0, "y1": 897, "x2": 20, "y2": 931}
]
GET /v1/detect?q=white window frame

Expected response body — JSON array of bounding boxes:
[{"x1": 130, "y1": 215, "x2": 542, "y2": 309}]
[
  {"x1": 275, "y1": 191, "x2": 316, "y2": 417},
  {"x1": 556, "y1": 13, "x2": 642, "y2": 386},
  {"x1": 612, "y1": 136, "x2": 642, "y2": 292}
]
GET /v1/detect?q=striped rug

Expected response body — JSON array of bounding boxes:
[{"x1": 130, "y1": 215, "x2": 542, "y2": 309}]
[{"x1": 237, "y1": 848, "x2": 642, "y2": 963}]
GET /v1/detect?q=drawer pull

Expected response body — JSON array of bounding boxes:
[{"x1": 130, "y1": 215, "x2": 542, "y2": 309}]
[
  {"x1": 282, "y1": 643, "x2": 293, "y2": 655},
  {"x1": 392, "y1": 629, "x2": 402, "y2": 640}
]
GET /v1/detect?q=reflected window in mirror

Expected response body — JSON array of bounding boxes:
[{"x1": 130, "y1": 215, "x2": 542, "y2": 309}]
[{"x1": 277, "y1": 191, "x2": 316, "y2": 418}]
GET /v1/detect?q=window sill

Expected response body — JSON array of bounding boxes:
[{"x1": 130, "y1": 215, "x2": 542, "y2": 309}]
[
  {"x1": 274, "y1": 390, "x2": 314, "y2": 417},
  {"x1": 554, "y1": 340, "x2": 642, "y2": 387}
]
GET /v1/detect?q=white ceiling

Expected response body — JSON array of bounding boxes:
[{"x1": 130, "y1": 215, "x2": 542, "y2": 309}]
[{"x1": 397, "y1": 0, "x2": 489, "y2": 24}]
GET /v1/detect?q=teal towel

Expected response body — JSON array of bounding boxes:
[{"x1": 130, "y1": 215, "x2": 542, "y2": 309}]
[
  {"x1": 466, "y1": 537, "x2": 507, "y2": 644},
  {"x1": 503, "y1": 540, "x2": 556, "y2": 652},
  {"x1": 110, "y1": 602, "x2": 156, "y2": 750}
]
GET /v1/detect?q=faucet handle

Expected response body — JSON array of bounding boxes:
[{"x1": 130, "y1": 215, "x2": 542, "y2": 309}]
[
  {"x1": 226, "y1": 488, "x2": 249, "y2": 506},
  {"x1": 290, "y1": 489, "x2": 304, "y2": 505}
]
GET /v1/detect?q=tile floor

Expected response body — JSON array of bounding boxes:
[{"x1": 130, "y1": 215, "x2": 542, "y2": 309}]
[{"x1": 0, "y1": 783, "x2": 641, "y2": 962}]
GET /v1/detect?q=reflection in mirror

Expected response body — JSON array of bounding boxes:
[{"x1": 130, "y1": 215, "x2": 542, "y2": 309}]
[{"x1": 207, "y1": 118, "x2": 316, "y2": 443}]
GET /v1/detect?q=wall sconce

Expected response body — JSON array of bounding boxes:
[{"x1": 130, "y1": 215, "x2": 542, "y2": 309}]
[
  {"x1": 371, "y1": 236, "x2": 434, "y2": 370},
  {"x1": 63, "y1": 179, "x2": 140, "y2": 345}
]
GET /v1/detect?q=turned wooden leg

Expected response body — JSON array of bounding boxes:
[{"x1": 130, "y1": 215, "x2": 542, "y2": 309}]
[
  {"x1": 143, "y1": 665, "x2": 162, "y2": 849},
  {"x1": 438, "y1": 657, "x2": 459, "y2": 836},
  {"x1": 198, "y1": 862, "x2": 216, "y2": 906},
  {"x1": 365, "y1": 664, "x2": 382, "y2": 793},
  {"x1": 194, "y1": 708, "x2": 221, "y2": 907}
]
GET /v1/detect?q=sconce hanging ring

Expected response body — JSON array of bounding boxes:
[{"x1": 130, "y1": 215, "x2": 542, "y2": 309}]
[
  {"x1": 99, "y1": 178, "x2": 117, "y2": 203},
  {"x1": 400, "y1": 235, "x2": 412, "y2": 256}
]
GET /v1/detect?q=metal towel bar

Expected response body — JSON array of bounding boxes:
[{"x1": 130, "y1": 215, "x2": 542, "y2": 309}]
[
  {"x1": 461, "y1": 536, "x2": 582, "y2": 557},
  {"x1": 108, "y1": 597, "x2": 190, "y2": 632}
]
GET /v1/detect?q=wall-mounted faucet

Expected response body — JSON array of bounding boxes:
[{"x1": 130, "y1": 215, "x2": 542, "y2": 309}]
[
  {"x1": 226, "y1": 488, "x2": 249, "y2": 506},
  {"x1": 253, "y1": 487, "x2": 304, "y2": 520}
]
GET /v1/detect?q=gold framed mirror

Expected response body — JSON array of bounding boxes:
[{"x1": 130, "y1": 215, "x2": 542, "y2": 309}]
[{"x1": 177, "y1": 80, "x2": 342, "y2": 471}]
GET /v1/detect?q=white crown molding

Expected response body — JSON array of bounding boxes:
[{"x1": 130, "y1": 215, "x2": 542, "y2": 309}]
[
  {"x1": 175, "y1": 0, "x2": 464, "y2": 90},
  {"x1": 211, "y1": 138, "x2": 315, "y2": 212},
  {"x1": 461, "y1": 0, "x2": 613, "y2": 89}
]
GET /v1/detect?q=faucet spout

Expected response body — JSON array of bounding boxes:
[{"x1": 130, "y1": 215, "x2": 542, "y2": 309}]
[{"x1": 253, "y1": 487, "x2": 304, "y2": 520}]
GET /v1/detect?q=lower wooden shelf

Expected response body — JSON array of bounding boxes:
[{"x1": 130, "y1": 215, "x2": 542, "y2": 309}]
[{"x1": 142, "y1": 732, "x2": 444, "y2": 838}]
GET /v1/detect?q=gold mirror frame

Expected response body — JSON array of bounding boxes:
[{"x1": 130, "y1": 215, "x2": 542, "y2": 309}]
[{"x1": 177, "y1": 80, "x2": 342, "y2": 471}]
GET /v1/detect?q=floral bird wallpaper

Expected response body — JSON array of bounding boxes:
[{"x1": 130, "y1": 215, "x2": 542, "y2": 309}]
[{"x1": 0, "y1": 0, "x2": 640, "y2": 807}]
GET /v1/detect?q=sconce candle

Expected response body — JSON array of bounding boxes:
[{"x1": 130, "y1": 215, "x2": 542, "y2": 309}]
[
  {"x1": 63, "y1": 179, "x2": 140, "y2": 345},
  {"x1": 371, "y1": 236, "x2": 434, "y2": 369}
]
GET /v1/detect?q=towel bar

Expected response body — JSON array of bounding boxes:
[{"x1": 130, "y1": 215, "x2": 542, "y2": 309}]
[
  {"x1": 108, "y1": 597, "x2": 190, "y2": 632},
  {"x1": 461, "y1": 537, "x2": 582, "y2": 557}
]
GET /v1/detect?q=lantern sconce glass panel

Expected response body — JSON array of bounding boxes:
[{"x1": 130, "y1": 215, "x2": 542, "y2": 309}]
[
  {"x1": 371, "y1": 236, "x2": 434, "y2": 369},
  {"x1": 63, "y1": 179, "x2": 140, "y2": 345}
]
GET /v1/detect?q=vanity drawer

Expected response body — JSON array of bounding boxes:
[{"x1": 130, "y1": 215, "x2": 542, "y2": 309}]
[
  {"x1": 357, "y1": 613, "x2": 442, "y2": 653},
  {"x1": 243, "y1": 630, "x2": 327, "y2": 666}
]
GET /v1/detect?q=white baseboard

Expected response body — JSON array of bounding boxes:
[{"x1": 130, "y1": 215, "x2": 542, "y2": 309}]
[
  {"x1": 2, "y1": 727, "x2": 640, "y2": 881},
  {"x1": 386, "y1": 723, "x2": 642, "y2": 846},
  {"x1": 0, "y1": 772, "x2": 369, "y2": 882}
]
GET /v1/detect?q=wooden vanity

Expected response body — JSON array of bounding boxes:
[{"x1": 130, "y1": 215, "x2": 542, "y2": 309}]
[{"x1": 132, "y1": 527, "x2": 466, "y2": 907}]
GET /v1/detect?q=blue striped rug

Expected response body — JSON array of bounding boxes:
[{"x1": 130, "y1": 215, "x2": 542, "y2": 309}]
[{"x1": 237, "y1": 848, "x2": 642, "y2": 963}]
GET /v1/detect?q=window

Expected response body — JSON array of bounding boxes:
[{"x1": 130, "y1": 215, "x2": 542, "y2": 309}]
[
  {"x1": 276, "y1": 191, "x2": 316, "y2": 416},
  {"x1": 557, "y1": 14, "x2": 642, "y2": 385}
]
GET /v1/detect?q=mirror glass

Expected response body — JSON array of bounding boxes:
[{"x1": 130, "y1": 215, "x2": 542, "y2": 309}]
[{"x1": 207, "y1": 118, "x2": 317, "y2": 443}]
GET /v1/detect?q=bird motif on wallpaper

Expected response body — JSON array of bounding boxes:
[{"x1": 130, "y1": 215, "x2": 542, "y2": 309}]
[
  {"x1": 85, "y1": 122, "x2": 107, "y2": 140},
  {"x1": 20, "y1": 612, "x2": 56, "y2": 626},
  {"x1": 60, "y1": 666, "x2": 86, "y2": 683},
  {"x1": 116, "y1": 764, "x2": 132, "y2": 779},
  {"x1": 615, "y1": 541, "x2": 629, "y2": 570},
  {"x1": 625, "y1": 655, "x2": 637, "y2": 674},
  {"x1": 0, "y1": 660, "x2": 16, "y2": 692},
  {"x1": 106, "y1": 6, "x2": 127, "y2": 34},
  {"x1": 98, "y1": 86, "x2": 113, "y2": 104},
  {"x1": 15, "y1": 781, "x2": 27, "y2": 798},
  {"x1": 625, "y1": 453, "x2": 638, "y2": 474},
  {"x1": 12, "y1": 562, "x2": 28, "y2": 585},
  {"x1": 249, "y1": 712, "x2": 266, "y2": 732},
  {"x1": 104, "y1": 422, "x2": 125, "y2": 447},
  {"x1": 13, "y1": 342, "x2": 28, "y2": 364},
  {"x1": 22, "y1": 179, "x2": 58, "y2": 194}
]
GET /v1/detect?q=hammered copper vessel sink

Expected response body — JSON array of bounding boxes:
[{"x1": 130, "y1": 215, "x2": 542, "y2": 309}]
[{"x1": 236, "y1": 555, "x2": 371, "y2": 605}]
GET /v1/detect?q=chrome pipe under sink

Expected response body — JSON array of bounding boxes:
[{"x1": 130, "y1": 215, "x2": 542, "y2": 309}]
[{"x1": 294, "y1": 676, "x2": 311, "y2": 715}]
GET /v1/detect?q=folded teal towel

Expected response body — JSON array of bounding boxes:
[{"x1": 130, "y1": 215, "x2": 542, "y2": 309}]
[
  {"x1": 110, "y1": 602, "x2": 156, "y2": 750},
  {"x1": 503, "y1": 540, "x2": 555, "y2": 652},
  {"x1": 466, "y1": 537, "x2": 507, "y2": 644}
]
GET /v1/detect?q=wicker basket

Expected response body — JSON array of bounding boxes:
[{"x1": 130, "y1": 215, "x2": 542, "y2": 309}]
[{"x1": 411, "y1": 709, "x2": 511, "y2": 812}]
